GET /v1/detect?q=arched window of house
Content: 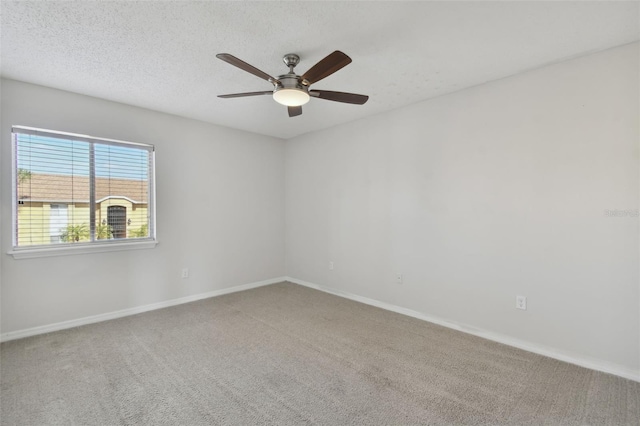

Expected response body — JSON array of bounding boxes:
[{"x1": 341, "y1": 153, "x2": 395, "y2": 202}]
[{"x1": 107, "y1": 206, "x2": 126, "y2": 239}]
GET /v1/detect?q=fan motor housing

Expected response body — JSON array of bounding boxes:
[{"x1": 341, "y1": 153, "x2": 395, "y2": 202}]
[
  {"x1": 275, "y1": 74, "x2": 307, "y2": 92},
  {"x1": 273, "y1": 74, "x2": 310, "y2": 106}
]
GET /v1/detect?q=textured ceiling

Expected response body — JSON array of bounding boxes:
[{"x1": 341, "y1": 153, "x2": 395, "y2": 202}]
[{"x1": 1, "y1": 1, "x2": 638, "y2": 139}]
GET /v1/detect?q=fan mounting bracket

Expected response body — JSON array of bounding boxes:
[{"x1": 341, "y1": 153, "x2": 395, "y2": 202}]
[
  {"x1": 282, "y1": 53, "x2": 301, "y2": 74},
  {"x1": 282, "y1": 54, "x2": 300, "y2": 68}
]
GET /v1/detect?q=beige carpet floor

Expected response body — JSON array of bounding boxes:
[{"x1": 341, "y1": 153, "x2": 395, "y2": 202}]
[{"x1": 1, "y1": 282, "x2": 638, "y2": 425}]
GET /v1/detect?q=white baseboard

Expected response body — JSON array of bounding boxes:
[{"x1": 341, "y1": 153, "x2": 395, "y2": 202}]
[
  {"x1": 0, "y1": 276, "x2": 287, "y2": 343},
  {"x1": 4, "y1": 275, "x2": 638, "y2": 382},
  {"x1": 286, "y1": 276, "x2": 640, "y2": 383}
]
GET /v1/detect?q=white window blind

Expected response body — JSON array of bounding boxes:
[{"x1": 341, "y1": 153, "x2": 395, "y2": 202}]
[{"x1": 12, "y1": 126, "x2": 155, "y2": 250}]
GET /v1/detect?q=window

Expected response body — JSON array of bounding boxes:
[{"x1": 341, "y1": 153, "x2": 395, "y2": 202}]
[
  {"x1": 11, "y1": 126, "x2": 156, "y2": 257},
  {"x1": 49, "y1": 204, "x2": 68, "y2": 243}
]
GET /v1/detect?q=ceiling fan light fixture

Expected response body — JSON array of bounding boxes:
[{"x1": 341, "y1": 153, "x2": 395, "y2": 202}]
[
  {"x1": 217, "y1": 51, "x2": 368, "y2": 117},
  {"x1": 273, "y1": 88, "x2": 310, "y2": 107}
]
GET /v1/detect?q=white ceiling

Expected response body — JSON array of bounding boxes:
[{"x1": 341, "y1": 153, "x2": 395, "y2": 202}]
[{"x1": 1, "y1": 1, "x2": 638, "y2": 139}]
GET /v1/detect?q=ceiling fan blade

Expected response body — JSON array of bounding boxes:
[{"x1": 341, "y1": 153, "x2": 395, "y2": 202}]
[
  {"x1": 216, "y1": 53, "x2": 278, "y2": 84},
  {"x1": 301, "y1": 51, "x2": 352, "y2": 85},
  {"x1": 310, "y1": 90, "x2": 369, "y2": 105},
  {"x1": 288, "y1": 106, "x2": 302, "y2": 117},
  {"x1": 218, "y1": 91, "x2": 273, "y2": 98}
]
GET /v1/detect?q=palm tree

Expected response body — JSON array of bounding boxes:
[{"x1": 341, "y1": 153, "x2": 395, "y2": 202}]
[
  {"x1": 96, "y1": 223, "x2": 113, "y2": 240},
  {"x1": 60, "y1": 224, "x2": 89, "y2": 243},
  {"x1": 17, "y1": 168, "x2": 31, "y2": 184},
  {"x1": 129, "y1": 223, "x2": 148, "y2": 238}
]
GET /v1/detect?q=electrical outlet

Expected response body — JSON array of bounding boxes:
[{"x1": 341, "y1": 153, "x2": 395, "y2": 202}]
[
  {"x1": 396, "y1": 273, "x2": 403, "y2": 284},
  {"x1": 516, "y1": 295, "x2": 526, "y2": 310},
  {"x1": 329, "y1": 261, "x2": 334, "y2": 270},
  {"x1": 181, "y1": 268, "x2": 189, "y2": 279}
]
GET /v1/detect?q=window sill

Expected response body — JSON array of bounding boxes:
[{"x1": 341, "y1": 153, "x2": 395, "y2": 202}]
[{"x1": 7, "y1": 240, "x2": 158, "y2": 260}]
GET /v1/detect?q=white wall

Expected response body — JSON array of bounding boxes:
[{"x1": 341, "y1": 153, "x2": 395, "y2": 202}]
[
  {"x1": 1, "y1": 79, "x2": 286, "y2": 334},
  {"x1": 286, "y1": 43, "x2": 639, "y2": 376}
]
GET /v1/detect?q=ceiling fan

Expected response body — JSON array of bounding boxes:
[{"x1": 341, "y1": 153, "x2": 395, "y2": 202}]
[{"x1": 216, "y1": 51, "x2": 369, "y2": 117}]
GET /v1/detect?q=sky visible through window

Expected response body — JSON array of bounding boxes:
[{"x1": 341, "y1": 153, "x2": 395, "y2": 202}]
[{"x1": 16, "y1": 134, "x2": 149, "y2": 180}]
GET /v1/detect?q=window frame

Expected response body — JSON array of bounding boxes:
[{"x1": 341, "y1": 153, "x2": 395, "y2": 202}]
[{"x1": 8, "y1": 126, "x2": 157, "y2": 259}]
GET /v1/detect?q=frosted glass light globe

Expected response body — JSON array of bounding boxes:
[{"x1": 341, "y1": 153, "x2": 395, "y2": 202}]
[{"x1": 273, "y1": 89, "x2": 310, "y2": 107}]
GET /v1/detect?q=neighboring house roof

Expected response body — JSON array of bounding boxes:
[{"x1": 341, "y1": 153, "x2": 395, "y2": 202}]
[{"x1": 18, "y1": 173, "x2": 148, "y2": 204}]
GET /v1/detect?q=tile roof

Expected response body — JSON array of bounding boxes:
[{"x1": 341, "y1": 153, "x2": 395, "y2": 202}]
[{"x1": 18, "y1": 173, "x2": 148, "y2": 204}]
